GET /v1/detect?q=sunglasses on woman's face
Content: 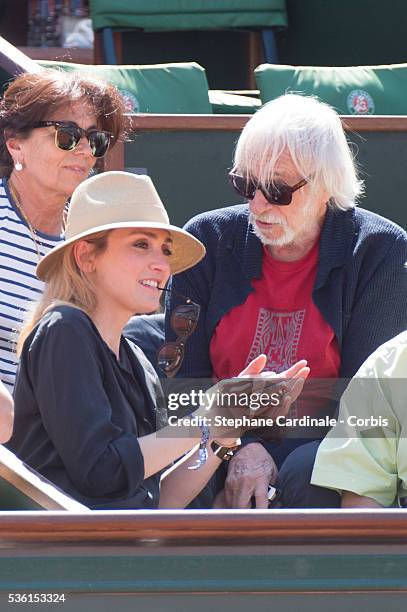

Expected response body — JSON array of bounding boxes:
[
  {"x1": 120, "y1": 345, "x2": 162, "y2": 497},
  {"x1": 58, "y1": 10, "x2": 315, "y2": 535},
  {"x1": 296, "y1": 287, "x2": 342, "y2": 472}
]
[
  {"x1": 229, "y1": 171, "x2": 308, "y2": 206},
  {"x1": 30, "y1": 121, "x2": 114, "y2": 158},
  {"x1": 157, "y1": 299, "x2": 201, "y2": 378}
]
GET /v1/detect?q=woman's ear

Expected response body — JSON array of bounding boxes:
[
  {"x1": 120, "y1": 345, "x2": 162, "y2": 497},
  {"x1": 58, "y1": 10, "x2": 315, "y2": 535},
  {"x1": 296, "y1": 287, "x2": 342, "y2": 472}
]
[
  {"x1": 73, "y1": 240, "x2": 97, "y2": 274},
  {"x1": 5, "y1": 136, "x2": 24, "y2": 166}
]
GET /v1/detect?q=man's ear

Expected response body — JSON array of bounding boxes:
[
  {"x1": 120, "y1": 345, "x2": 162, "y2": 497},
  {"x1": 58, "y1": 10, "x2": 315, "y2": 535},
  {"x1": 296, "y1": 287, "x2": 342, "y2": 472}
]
[{"x1": 73, "y1": 240, "x2": 96, "y2": 273}]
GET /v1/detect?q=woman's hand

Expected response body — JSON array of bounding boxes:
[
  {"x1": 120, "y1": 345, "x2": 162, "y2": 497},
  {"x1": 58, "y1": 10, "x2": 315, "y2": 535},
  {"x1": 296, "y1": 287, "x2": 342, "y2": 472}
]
[
  {"x1": 206, "y1": 355, "x2": 310, "y2": 442},
  {"x1": 239, "y1": 355, "x2": 310, "y2": 418}
]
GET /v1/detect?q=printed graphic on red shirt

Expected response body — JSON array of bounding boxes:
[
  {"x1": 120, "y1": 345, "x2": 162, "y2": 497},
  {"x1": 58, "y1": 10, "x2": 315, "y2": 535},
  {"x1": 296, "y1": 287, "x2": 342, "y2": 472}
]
[
  {"x1": 210, "y1": 242, "x2": 340, "y2": 397},
  {"x1": 245, "y1": 308, "x2": 305, "y2": 373}
]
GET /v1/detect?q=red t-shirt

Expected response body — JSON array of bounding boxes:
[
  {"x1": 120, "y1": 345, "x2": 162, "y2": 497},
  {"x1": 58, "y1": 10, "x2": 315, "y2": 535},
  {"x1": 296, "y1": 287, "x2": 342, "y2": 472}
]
[{"x1": 210, "y1": 241, "x2": 340, "y2": 416}]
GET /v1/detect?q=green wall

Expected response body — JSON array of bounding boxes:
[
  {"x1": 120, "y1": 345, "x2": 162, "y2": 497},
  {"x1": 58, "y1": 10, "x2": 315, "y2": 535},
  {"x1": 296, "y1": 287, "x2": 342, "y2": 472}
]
[
  {"x1": 125, "y1": 130, "x2": 407, "y2": 230},
  {"x1": 1, "y1": 591, "x2": 407, "y2": 612},
  {"x1": 0, "y1": 545, "x2": 407, "y2": 610},
  {"x1": 276, "y1": 0, "x2": 407, "y2": 66}
]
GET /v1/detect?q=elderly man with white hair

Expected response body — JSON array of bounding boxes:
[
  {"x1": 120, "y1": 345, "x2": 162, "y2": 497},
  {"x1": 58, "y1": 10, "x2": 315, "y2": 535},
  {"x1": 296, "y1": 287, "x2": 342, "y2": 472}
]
[{"x1": 165, "y1": 94, "x2": 407, "y2": 509}]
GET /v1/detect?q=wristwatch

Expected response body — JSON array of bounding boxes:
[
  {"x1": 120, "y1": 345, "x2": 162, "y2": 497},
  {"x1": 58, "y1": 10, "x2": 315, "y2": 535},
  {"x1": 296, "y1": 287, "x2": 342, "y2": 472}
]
[{"x1": 211, "y1": 439, "x2": 241, "y2": 461}]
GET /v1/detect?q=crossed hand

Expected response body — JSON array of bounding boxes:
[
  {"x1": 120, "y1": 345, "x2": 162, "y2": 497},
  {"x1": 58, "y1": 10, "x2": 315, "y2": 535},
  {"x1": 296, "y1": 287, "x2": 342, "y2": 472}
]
[{"x1": 206, "y1": 355, "x2": 310, "y2": 442}]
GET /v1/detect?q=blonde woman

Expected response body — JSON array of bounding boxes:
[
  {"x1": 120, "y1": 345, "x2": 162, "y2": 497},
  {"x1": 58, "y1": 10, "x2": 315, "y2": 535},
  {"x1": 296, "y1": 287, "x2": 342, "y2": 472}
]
[{"x1": 8, "y1": 171, "x2": 309, "y2": 509}]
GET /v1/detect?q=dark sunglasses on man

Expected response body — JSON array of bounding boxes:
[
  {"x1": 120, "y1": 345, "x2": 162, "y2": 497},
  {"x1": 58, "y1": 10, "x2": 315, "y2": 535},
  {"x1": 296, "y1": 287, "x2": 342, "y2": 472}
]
[
  {"x1": 30, "y1": 121, "x2": 114, "y2": 158},
  {"x1": 229, "y1": 170, "x2": 307, "y2": 206},
  {"x1": 157, "y1": 298, "x2": 201, "y2": 378}
]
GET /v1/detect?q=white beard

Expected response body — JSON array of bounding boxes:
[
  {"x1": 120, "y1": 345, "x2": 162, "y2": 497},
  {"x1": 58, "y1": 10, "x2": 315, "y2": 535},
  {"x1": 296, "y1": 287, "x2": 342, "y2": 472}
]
[
  {"x1": 249, "y1": 196, "x2": 323, "y2": 249},
  {"x1": 249, "y1": 211, "x2": 296, "y2": 247}
]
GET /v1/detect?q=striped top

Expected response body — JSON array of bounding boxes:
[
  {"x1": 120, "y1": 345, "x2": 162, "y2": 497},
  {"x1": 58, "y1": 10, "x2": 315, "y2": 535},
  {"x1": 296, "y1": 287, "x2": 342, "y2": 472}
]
[{"x1": 0, "y1": 178, "x2": 63, "y2": 392}]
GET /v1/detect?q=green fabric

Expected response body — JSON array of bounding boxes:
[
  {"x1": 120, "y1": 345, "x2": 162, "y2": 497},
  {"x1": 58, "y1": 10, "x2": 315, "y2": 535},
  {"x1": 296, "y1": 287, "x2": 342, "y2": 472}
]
[
  {"x1": 209, "y1": 90, "x2": 261, "y2": 114},
  {"x1": 38, "y1": 61, "x2": 212, "y2": 114},
  {"x1": 90, "y1": 0, "x2": 287, "y2": 31},
  {"x1": 255, "y1": 63, "x2": 407, "y2": 115}
]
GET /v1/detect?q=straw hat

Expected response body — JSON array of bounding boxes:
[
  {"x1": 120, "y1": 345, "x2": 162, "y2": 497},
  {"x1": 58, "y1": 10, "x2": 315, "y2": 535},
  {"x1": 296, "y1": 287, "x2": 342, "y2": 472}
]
[{"x1": 36, "y1": 171, "x2": 206, "y2": 281}]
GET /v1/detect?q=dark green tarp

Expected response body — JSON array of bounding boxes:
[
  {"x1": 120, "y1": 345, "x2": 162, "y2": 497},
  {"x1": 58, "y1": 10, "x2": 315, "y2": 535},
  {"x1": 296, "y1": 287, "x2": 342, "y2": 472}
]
[{"x1": 90, "y1": 0, "x2": 287, "y2": 31}]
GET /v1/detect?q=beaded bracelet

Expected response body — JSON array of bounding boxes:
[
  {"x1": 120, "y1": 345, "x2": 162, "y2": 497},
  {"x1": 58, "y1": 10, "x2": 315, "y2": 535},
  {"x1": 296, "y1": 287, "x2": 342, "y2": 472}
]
[{"x1": 188, "y1": 422, "x2": 210, "y2": 470}]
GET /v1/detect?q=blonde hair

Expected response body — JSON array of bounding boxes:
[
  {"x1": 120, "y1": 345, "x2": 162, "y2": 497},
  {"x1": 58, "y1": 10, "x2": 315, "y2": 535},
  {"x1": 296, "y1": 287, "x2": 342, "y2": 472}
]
[
  {"x1": 17, "y1": 231, "x2": 109, "y2": 356},
  {"x1": 234, "y1": 93, "x2": 364, "y2": 210}
]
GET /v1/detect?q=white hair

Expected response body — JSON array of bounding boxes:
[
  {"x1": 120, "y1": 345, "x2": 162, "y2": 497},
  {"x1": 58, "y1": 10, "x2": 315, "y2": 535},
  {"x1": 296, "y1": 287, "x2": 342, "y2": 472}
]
[{"x1": 234, "y1": 94, "x2": 364, "y2": 210}]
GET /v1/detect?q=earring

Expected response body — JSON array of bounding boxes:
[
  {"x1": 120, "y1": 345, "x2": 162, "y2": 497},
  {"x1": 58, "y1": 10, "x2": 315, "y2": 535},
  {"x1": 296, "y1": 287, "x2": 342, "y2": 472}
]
[{"x1": 14, "y1": 161, "x2": 23, "y2": 171}]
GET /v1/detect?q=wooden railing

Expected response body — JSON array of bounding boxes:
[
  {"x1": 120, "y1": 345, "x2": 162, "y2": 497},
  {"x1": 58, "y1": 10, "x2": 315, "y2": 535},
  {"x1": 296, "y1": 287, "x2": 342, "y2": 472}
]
[
  {"x1": 1, "y1": 509, "x2": 407, "y2": 544},
  {"x1": 128, "y1": 114, "x2": 407, "y2": 132}
]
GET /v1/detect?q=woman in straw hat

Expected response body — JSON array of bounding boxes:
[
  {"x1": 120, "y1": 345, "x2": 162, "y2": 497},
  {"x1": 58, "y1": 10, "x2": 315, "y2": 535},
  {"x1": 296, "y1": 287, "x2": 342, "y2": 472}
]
[{"x1": 8, "y1": 171, "x2": 309, "y2": 509}]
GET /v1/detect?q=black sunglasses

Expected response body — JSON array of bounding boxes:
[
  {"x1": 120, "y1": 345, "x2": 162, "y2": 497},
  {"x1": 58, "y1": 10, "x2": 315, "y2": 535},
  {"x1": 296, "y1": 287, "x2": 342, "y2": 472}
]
[
  {"x1": 30, "y1": 121, "x2": 114, "y2": 158},
  {"x1": 157, "y1": 299, "x2": 201, "y2": 378},
  {"x1": 229, "y1": 171, "x2": 308, "y2": 206}
]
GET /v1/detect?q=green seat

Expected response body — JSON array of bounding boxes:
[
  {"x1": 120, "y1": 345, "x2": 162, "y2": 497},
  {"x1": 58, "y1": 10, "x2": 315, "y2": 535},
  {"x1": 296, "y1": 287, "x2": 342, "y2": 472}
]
[
  {"x1": 255, "y1": 63, "x2": 407, "y2": 115},
  {"x1": 90, "y1": 1, "x2": 286, "y2": 70},
  {"x1": 209, "y1": 90, "x2": 261, "y2": 114},
  {"x1": 38, "y1": 60, "x2": 212, "y2": 114},
  {"x1": 90, "y1": 0, "x2": 287, "y2": 31}
]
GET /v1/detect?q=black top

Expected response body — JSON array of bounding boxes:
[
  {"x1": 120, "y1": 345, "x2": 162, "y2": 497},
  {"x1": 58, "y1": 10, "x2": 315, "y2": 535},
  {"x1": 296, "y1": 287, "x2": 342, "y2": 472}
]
[{"x1": 8, "y1": 305, "x2": 167, "y2": 509}]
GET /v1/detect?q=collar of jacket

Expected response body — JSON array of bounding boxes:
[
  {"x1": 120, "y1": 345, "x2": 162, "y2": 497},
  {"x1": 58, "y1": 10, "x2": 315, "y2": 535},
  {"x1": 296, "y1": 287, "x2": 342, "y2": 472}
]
[{"x1": 225, "y1": 204, "x2": 357, "y2": 285}]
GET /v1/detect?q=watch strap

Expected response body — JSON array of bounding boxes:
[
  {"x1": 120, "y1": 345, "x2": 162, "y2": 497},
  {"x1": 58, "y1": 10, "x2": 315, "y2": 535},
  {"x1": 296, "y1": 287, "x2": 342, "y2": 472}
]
[{"x1": 211, "y1": 439, "x2": 241, "y2": 461}]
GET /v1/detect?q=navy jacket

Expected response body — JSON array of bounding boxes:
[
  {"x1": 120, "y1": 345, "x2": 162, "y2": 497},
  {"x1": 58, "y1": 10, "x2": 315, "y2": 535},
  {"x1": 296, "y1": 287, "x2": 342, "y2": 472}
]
[{"x1": 166, "y1": 204, "x2": 407, "y2": 380}]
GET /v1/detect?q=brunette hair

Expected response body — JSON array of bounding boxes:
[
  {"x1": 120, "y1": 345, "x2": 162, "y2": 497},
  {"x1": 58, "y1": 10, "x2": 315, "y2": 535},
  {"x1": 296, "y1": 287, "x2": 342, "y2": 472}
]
[
  {"x1": 17, "y1": 231, "x2": 109, "y2": 355},
  {"x1": 0, "y1": 69, "x2": 126, "y2": 176}
]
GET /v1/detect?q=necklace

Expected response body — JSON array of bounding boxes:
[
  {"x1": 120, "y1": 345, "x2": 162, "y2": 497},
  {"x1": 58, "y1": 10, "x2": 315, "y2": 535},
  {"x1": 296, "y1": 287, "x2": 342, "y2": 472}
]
[{"x1": 8, "y1": 180, "x2": 42, "y2": 262}]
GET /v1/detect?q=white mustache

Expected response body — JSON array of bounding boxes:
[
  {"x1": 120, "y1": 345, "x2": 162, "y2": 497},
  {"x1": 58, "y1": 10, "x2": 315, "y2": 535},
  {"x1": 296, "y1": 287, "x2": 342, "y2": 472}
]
[{"x1": 251, "y1": 212, "x2": 287, "y2": 226}]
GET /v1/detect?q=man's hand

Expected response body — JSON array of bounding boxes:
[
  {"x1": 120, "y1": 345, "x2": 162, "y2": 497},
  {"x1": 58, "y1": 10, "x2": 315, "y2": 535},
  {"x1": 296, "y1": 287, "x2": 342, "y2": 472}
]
[{"x1": 223, "y1": 442, "x2": 278, "y2": 508}]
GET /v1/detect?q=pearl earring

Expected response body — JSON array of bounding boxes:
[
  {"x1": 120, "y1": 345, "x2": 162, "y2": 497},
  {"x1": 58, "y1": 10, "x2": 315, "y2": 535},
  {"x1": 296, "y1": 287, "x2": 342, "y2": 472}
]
[{"x1": 15, "y1": 161, "x2": 23, "y2": 171}]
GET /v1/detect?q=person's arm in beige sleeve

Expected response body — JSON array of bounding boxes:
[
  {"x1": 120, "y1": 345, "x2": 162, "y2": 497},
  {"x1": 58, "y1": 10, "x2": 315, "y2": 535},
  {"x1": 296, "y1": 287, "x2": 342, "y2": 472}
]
[{"x1": 312, "y1": 334, "x2": 407, "y2": 508}]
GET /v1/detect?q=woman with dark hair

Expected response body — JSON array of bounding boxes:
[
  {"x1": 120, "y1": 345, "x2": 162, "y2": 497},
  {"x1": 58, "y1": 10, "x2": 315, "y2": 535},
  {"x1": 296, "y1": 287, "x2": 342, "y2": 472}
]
[{"x1": 0, "y1": 68, "x2": 126, "y2": 398}]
